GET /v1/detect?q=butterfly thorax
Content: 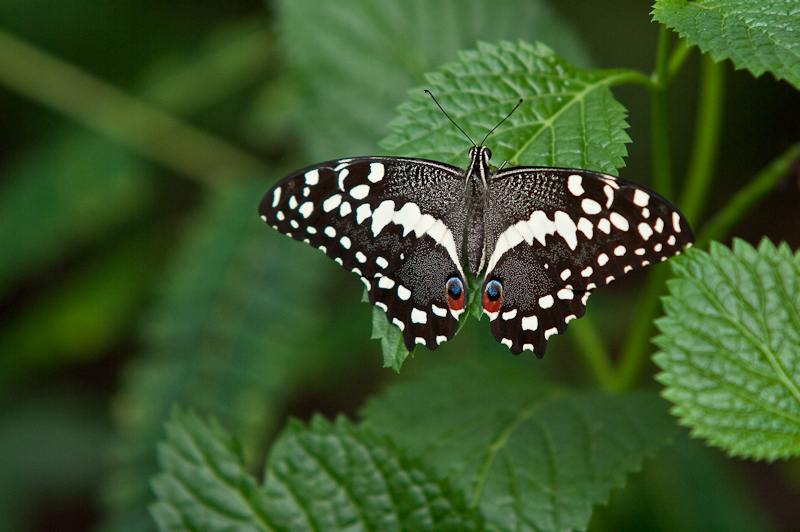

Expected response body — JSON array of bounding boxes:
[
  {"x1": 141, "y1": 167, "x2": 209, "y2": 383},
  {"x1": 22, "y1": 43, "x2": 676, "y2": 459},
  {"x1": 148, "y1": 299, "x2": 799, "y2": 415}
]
[{"x1": 463, "y1": 146, "x2": 493, "y2": 278}]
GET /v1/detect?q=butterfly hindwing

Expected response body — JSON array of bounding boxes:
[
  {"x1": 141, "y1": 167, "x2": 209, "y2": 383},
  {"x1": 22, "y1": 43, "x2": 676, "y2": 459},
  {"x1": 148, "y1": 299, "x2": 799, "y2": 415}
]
[
  {"x1": 259, "y1": 157, "x2": 468, "y2": 351},
  {"x1": 481, "y1": 167, "x2": 693, "y2": 356}
]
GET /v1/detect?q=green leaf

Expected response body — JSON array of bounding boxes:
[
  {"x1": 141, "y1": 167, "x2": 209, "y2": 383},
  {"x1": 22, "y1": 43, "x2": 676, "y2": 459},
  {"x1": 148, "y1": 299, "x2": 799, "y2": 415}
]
[
  {"x1": 654, "y1": 239, "x2": 800, "y2": 461},
  {"x1": 382, "y1": 40, "x2": 632, "y2": 174},
  {"x1": 371, "y1": 304, "x2": 411, "y2": 372},
  {"x1": 103, "y1": 182, "x2": 369, "y2": 532},
  {"x1": 277, "y1": 0, "x2": 593, "y2": 160},
  {"x1": 151, "y1": 409, "x2": 482, "y2": 532},
  {"x1": 361, "y1": 359, "x2": 675, "y2": 532},
  {"x1": 150, "y1": 408, "x2": 268, "y2": 532},
  {"x1": 653, "y1": 0, "x2": 800, "y2": 90}
]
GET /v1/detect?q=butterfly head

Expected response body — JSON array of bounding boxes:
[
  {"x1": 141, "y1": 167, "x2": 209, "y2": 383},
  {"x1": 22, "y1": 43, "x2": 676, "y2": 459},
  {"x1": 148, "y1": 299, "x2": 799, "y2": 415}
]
[{"x1": 468, "y1": 146, "x2": 492, "y2": 160}]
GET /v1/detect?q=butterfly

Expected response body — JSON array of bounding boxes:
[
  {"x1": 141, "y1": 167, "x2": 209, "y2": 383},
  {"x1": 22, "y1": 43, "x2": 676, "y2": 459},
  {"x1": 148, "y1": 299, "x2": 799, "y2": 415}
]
[{"x1": 259, "y1": 93, "x2": 693, "y2": 357}]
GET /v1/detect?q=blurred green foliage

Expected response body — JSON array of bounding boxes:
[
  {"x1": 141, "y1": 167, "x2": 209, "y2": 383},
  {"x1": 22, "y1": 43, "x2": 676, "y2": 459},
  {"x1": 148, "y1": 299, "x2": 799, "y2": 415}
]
[{"x1": 0, "y1": 1, "x2": 799, "y2": 531}]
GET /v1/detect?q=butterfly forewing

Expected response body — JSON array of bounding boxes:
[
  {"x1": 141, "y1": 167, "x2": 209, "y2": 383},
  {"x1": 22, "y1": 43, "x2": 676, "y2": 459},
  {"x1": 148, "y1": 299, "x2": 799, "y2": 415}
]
[
  {"x1": 481, "y1": 167, "x2": 693, "y2": 356},
  {"x1": 259, "y1": 157, "x2": 469, "y2": 351}
]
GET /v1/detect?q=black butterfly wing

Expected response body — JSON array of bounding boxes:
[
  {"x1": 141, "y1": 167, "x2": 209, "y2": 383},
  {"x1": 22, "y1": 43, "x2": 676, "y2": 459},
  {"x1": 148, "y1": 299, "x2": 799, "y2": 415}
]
[
  {"x1": 259, "y1": 157, "x2": 468, "y2": 351},
  {"x1": 482, "y1": 167, "x2": 693, "y2": 357}
]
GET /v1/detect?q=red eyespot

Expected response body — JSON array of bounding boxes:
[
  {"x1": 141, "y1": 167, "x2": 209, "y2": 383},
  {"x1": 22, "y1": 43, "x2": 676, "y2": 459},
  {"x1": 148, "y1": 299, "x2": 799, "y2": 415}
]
[
  {"x1": 483, "y1": 279, "x2": 503, "y2": 314},
  {"x1": 446, "y1": 277, "x2": 464, "y2": 311}
]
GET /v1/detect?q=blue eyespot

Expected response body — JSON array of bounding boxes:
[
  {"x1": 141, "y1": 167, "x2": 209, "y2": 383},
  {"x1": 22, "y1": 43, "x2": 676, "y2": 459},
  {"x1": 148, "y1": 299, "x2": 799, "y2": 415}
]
[
  {"x1": 483, "y1": 279, "x2": 503, "y2": 314},
  {"x1": 446, "y1": 276, "x2": 465, "y2": 311}
]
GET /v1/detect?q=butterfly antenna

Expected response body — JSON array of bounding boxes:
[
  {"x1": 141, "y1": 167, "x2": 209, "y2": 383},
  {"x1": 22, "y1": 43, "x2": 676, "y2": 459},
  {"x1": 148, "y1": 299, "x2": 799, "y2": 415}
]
[
  {"x1": 424, "y1": 90, "x2": 476, "y2": 147},
  {"x1": 479, "y1": 98, "x2": 523, "y2": 146}
]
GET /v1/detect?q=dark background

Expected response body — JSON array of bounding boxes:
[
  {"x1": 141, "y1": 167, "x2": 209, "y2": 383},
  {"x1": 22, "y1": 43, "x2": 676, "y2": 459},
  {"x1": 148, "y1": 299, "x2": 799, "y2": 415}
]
[{"x1": 0, "y1": 1, "x2": 798, "y2": 531}]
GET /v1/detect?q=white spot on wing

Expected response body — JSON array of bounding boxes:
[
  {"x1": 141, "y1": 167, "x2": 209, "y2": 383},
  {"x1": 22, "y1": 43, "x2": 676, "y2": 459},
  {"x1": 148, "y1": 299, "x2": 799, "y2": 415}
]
[
  {"x1": 339, "y1": 201, "x2": 352, "y2": 216},
  {"x1": 340, "y1": 236, "x2": 351, "y2": 249},
  {"x1": 582, "y1": 198, "x2": 602, "y2": 215},
  {"x1": 337, "y1": 168, "x2": 349, "y2": 191},
  {"x1": 367, "y1": 162, "x2": 385, "y2": 183},
  {"x1": 638, "y1": 222, "x2": 653, "y2": 240},
  {"x1": 521, "y1": 315, "x2": 538, "y2": 331},
  {"x1": 502, "y1": 309, "x2": 517, "y2": 320},
  {"x1": 392, "y1": 202, "x2": 422, "y2": 236},
  {"x1": 567, "y1": 174, "x2": 584, "y2": 196},
  {"x1": 632, "y1": 189, "x2": 650, "y2": 207},
  {"x1": 411, "y1": 308, "x2": 428, "y2": 324},
  {"x1": 604, "y1": 185, "x2": 614, "y2": 208},
  {"x1": 299, "y1": 201, "x2": 314, "y2": 218},
  {"x1": 539, "y1": 295, "x2": 554, "y2": 309},
  {"x1": 375, "y1": 256, "x2": 389, "y2": 269},
  {"x1": 271, "y1": 187, "x2": 281, "y2": 208},
  {"x1": 356, "y1": 203, "x2": 372, "y2": 224},
  {"x1": 672, "y1": 211, "x2": 682, "y2": 233},
  {"x1": 610, "y1": 212, "x2": 630, "y2": 231},
  {"x1": 304, "y1": 169, "x2": 320, "y2": 186},
  {"x1": 431, "y1": 304, "x2": 447, "y2": 317},
  {"x1": 322, "y1": 194, "x2": 342, "y2": 212},
  {"x1": 350, "y1": 184, "x2": 370, "y2": 200},
  {"x1": 577, "y1": 217, "x2": 593, "y2": 239},
  {"x1": 397, "y1": 285, "x2": 411, "y2": 301},
  {"x1": 554, "y1": 211, "x2": 578, "y2": 249},
  {"x1": 377, "y1": 277, "x2": 395, "y2": 289},
  {"x1": 371, "y1": 200, "x2": 395, "y2": 236},
  {"x1": 598, "y1": 253, "x2": 609, "y2": 266}
]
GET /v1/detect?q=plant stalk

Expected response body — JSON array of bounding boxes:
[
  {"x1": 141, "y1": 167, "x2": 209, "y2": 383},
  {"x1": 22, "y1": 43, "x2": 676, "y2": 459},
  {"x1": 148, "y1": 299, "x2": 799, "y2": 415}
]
[{"x1": 0, "y1": 29, "x2": 267, "y2": 182}]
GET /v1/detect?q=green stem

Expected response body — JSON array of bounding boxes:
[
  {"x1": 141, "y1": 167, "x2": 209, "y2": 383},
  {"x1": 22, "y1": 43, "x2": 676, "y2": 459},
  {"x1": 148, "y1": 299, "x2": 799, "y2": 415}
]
[
  {"x1": 569, "y1": 315, "x2": 616, "y2": 391},
  {"x1": 679, "y1": 55, "x2": 726, "y2": 225},
  {"x1": 610, "y1": 264, "x2": 671, "y2": 392},
  {"x1": 666, "y1": 38, "x2": 692, "y2": 85},
  {"x1": 0, "y1": 29, "x2": 267, "y2": 181},
  {"x1": 650, "y1": 25, "x2": 675, "y2": 199},
  {"x1": 611, "y1": 31, "x2": 719, "y2": 392},
  {"x1": 607, "y1": 27, "x2": 676, "y2": 392},
  {"x1": 698, "y1": 141, "x2": 800, "y2": 247}
]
